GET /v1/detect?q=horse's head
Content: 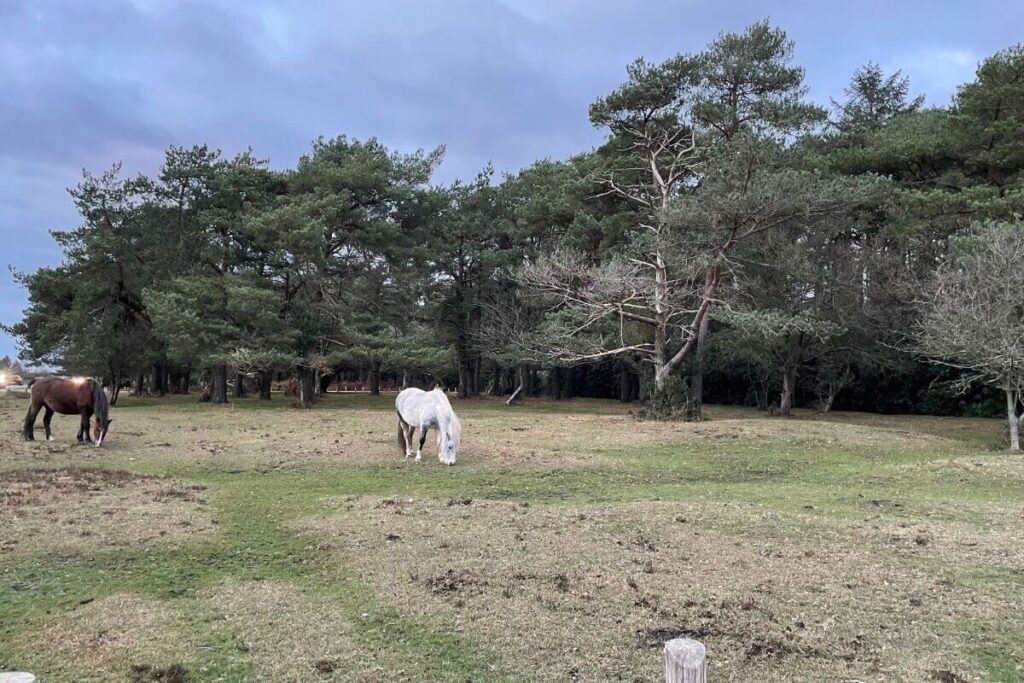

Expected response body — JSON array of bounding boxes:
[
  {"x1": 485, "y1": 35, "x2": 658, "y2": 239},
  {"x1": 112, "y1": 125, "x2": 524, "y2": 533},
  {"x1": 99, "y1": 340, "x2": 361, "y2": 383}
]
[
  {"x1": 440, "y1": 430, "x2": 457, "y2": 466},
  {"x1": 438, "y1": 409, "x2": 461, "y2": 466},
  {"x1": 92, "y1": 417, "x2": 112, "y2": 447}
]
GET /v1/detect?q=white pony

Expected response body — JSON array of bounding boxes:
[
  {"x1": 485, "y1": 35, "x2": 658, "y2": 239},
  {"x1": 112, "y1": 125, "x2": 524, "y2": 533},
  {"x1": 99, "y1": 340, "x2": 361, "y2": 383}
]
[{"x1": 396, "y1": 387, "x2": 461, "y2": 465}]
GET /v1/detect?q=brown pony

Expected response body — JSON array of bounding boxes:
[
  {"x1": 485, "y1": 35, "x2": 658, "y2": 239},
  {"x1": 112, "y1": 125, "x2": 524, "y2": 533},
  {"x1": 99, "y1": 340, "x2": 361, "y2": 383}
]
[{"x1": 23, "y1": 377, "x2": 112, "y2": 446}]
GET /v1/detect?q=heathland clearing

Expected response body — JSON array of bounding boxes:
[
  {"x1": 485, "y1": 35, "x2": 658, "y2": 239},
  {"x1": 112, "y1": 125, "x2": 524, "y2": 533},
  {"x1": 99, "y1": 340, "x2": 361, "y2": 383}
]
[{"x1": 0, "y1": 393, "x2": 1021, "y2": 681}]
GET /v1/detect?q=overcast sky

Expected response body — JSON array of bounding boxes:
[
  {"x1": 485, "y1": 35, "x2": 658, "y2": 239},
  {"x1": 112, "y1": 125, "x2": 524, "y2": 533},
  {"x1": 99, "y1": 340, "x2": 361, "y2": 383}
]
[{"x1": 2, "y1": 0, "x2": 1021, "y2": 362}]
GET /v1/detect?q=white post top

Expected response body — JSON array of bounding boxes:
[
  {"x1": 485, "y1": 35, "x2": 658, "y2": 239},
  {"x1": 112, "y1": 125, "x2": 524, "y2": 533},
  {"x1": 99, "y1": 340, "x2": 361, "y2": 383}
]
[
  {"x1": 666, "y1": 637, "x2": 705, "y2": 660},
  {"x1": 664, "y1": 638, "x2": 707, "y2": 683},
  {"x1": 0, "y1": 674, "x2": 36, "y2": 683}
]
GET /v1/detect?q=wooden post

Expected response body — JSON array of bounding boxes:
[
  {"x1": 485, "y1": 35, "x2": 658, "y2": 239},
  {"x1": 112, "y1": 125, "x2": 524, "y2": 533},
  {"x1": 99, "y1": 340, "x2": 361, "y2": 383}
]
[{"x1": 664, "y1": 638, "x2": 706, "y2": 683}]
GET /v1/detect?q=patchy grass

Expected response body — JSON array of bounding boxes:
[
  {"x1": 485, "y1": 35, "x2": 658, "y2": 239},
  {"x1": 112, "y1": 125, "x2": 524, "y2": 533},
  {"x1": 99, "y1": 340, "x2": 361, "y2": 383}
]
[
  {"x1": 0, "y1": 391, "x2": 1021, "y2": 681},
  {"x1": 297, "y1": 496, "x2": 1021, "y2": 682},
  {"x1": 205, "y1": 579, "x2": 376, "y2": 682},
  {"x1": 0, "y1": 468, "x2": 212, "y2": 556},
  {"x1": 29, "y1": 594, "x2": 191, "y2": 681}
]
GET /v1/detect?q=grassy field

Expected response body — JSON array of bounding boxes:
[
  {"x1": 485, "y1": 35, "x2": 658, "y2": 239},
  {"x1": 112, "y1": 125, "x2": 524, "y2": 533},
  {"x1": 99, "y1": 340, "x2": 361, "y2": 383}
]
[{"x1": 0, "y1": 391, "x2": 1021, "y2": 682}]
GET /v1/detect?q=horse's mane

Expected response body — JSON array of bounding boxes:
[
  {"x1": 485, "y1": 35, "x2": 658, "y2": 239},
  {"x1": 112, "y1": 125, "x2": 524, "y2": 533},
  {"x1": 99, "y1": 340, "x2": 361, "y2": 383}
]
[
  {"x1": 91, "y1": 379, "x2": 109, "y2": 423},
  {"x1": 432, "y1": 388, "x2": 461, "y2": 448},
  {"x1": 447, "y1": 406, "x2": 462, "y2": 449}
]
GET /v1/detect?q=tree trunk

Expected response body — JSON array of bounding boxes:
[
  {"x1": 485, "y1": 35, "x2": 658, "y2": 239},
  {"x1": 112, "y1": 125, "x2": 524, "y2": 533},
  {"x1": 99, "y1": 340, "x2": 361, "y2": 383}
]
[
  {"x1": 456, "y1": 348, "x2": 470, "y2": 398},
  {"x1": 619, "y1": 363, "x2": 630, "y2": 402},
  {"x1": 108, "y1": 368, "x2": 121, "y2": 406},
  {"x1": 153, "y1": 363, "x2": 166, "y2": 396},
  {"x1": 1007, "y1": 389, "x2": 1022, "y2": 452},
  {"x1": 652, "y1": 265, "x2": 721, "y2": 400},
  {"x1": 234, "y1": 373, "x2": 246, "y2": 399},
  {"x1": 779, "y1": 366, "x2": 797, "y2": 416},
  {"x1": 319, "y1": 370, "x2": 335, "y2": 394},
  {"x1": 471, "y1": 355, "x2": 481, "y2": 395},
  {"x1": 210, "y1": 365, "x2": 229, "y2": 404},
  {"x1": 134, "y1": 371, "x2": 146, "y2": 397},
  {"x1": 298, "y1": 366, "x2": 315, "y2": 404},
  {"x1": 821, "y1": 390, "x2": 836, "y2": 414},
  {"x1": 257, "y1": 370, "x2": 273, "y2": 400},
  {"x1": 692, "y1": 313, "x2": 710, "y2": 418},
  {"x1": 652, "y1": 254, "x2": 668, "y2": 397},
  {"x1": 180, "y1": 368, "x2": 191, "y2": 394},
  {"x1": 506, "y1": 366, "x2": 525, "y2": 406},
  {"x1": 369, "y1": 361, "x2": 381, "y2": 395},
  {"x1": 551, "y1": 367, "x2": 562, "y2": 400},
  {"x1": 563, "y1": 365, "x2": 574, "y2": 399},
  {"x1": 493, "y1": 362, "x2": 504, "y2": 396}
]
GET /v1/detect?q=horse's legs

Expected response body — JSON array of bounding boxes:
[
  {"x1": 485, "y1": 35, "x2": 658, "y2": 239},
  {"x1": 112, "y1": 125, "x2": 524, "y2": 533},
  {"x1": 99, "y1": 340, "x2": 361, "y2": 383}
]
[
  {"x1": 417, "y1": 426, "x2": 428, "y2": 461},
  {"x1": 405, "y1": 425, "x2": 416, "y2": 458},
  {"x1": 22, "y1": 400, "x2": 40, "y2": 441},
  {"x1": 399, "y1": 417, "x2": 415, "y2": 458},
  {"x1": 43, "y1": 406, "x2": 55, "y2": 441},
  {"x1": 80, "y1": 410, "x2": 93, "y2": 444}
]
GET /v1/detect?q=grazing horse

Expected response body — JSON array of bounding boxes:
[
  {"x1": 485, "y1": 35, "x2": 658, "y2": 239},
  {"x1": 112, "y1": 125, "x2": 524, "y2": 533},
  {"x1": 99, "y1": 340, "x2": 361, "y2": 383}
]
[
  {"x1": 23, "y1": 377, "x2": 112, "y2": 446},
  {"x1": 396, "y1": 387, "x2": 461, "y2": 465}
]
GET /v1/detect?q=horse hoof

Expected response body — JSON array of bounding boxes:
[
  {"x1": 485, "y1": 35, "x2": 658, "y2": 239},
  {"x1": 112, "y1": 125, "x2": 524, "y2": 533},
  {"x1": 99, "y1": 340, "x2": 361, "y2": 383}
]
[{"x1": 47, "y1": 436, "x2": 55, "y2": 442}]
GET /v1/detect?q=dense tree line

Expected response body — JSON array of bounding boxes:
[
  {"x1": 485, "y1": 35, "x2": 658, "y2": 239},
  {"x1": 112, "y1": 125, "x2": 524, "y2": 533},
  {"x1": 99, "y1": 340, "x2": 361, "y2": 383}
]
[{"x1": 8, "y1": 23, "x2": 1024, "y2": 441}]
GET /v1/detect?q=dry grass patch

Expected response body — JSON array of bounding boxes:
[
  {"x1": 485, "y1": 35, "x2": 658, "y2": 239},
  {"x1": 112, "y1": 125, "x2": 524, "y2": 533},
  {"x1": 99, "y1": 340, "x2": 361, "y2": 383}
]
[
  {"x1": 892, "y1": 451, "x2": 1024, "y2": 482},
  {"x1": 141, "y1": 401, "x2": 613, "y2": 471},
  {"x1": 0, "y1": 468, "x2": 213, "y2": 555},
  {"x1": 206, "y1": 579, "x2": 384, "y2": 682},
  {"x1": 297, "y1": 497, "x2": 1017, "y2": 682},
  {"x1": 30, "y1": 594, "x2": 191, "y2": 681},
  {"x1": 0, "y1": 394, "x2": 980, "y2": 478},
  {"x1": 686, "y1": 413, "x2": 963, "y2": 452}
]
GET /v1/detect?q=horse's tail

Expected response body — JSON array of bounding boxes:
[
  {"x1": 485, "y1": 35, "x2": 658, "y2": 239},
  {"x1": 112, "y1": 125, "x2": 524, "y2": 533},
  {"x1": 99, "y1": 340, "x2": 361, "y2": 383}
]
[
  {"x1": 26, "y1": 377, "x2": 37, "y2": 390},
  {"x1": 22, "y1": 379, "x2": 39, "y2": 440},
  {"x1": 91, "y1": 379, "x2": 109, "y2": 424},
  {"x1": 22, "y1": 400, "x2": 35, "y2": 440},
  {"x1": 448, "y1": 409, "x2": 462, "y2": 451}
]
